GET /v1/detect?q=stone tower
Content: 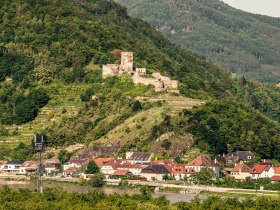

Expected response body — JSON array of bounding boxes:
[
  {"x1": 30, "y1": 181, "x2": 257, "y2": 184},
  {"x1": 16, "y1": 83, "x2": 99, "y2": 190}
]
[{"x1": 120, "y1": 52, "x2": 133, "y2": 75}]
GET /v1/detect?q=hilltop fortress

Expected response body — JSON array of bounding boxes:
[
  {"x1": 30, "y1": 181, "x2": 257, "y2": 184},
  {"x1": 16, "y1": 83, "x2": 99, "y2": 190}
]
[{"x1": 102, "y1": 52, "x2": 178, "y2": 92}]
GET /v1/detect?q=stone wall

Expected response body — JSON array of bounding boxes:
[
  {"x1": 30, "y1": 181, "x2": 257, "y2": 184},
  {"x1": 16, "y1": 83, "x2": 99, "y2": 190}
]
[
  {"x1": 102, "y1": 64, "x2": 119, "y2": 78},
  {"x1": 120, "y1": 52, "x2": 133, "y2": 75},
  {"x1": 102, "y1": 51, "x2": 179, "y2": 92}
]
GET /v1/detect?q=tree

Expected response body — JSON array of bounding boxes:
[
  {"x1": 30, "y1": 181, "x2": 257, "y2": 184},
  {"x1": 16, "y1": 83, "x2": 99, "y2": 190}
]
[
  {"x1": 191, "y1": 168, "x2": 215, "y2": 185},
  {"x1": 90, "y1": 173, "x2": 105, "y2": 188},
  {"x1": 132, "y1": 100, "x2": 142, "y2": 112},
  {"x1": 139, "y1": 185, "x2": 154, "y2": 197},
  {"x1": 28, "y1": 89, "x2": 50, "y2": 108},
  {"x1": 85, "y1": 161, "x2": 99, "y2": 174},
  {"x1": 58, "y1": 150, "x2": 72, "y2": 164},
  {"x1": 15, "y1": 100, "x2": 39, "y2": 124}
]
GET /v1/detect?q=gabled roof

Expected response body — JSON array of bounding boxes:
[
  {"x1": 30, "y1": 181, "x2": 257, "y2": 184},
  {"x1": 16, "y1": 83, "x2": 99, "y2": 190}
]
[
  {"x1": 0, "y1": 160, "x2": 8, "y2": 165},
  {"x1": 249, "y1": 164, "x2": 271, "y2": 174},
  {"x1": 231, "y1": 163, "x2": 251, "y2": 173},
  {"x1": 141, "y1": 165, "x2": 170, "y2": 174},
  {"x1": 151, "y1": 160, "x2": 175, "y2": 165},
  {"x1": 22, "y1": 161, "x2": 38, "y2": 168},
  {"x1": 91, "y1": 158, "x2": 114, "y2": 166},
  {"x1": 112, "y1": 170, "x2": 132, "y2": 176},
  {"x1": 7, "y1": 160, "x2": 25, "y2": 165},
  {"x1": 274, "y1": 167, "x2": 280, "y2": 174},
  {"x1": 64, "y1": 167, "x2": 77, "y2": 173},
  {"x1": 172, "y1": 165, "x2": 196, "y2": 174},
  {"x1": 128, "y1": 152, "x2": 153, "y2": 161},
  {"x1": 225, "y1": 151, "x2": 255, "y2": 161},
  {"x1": 271, "y1": 175, "x2": 280, "y2": 182},
  {"x1": 187, "y1": 155, "x2": 216, "y2": 167},
  {"x1": 102, "y1": 160, "x2": 147, "y2": 170}
]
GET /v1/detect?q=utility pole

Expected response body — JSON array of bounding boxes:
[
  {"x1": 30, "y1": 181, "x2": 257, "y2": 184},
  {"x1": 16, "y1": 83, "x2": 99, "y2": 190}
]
[{"x1": 34, "y1": 134, "x2": 46, "y2": 194}]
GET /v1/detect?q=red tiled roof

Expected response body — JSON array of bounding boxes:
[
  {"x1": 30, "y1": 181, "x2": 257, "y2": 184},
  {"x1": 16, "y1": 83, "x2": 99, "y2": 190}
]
[
  {"x1": 274, "y1": 167, "x2": 280, "y2": 174},
  {"x1": 0, "y1": 160, "x2": 8, "y2": 165},
  {"x1": 90, "y1": 158, "x2": 114, "y2": 166},
  {"x1": 151, "y1": 160, "x2": 175, "y2": 165},
  {"x1": 172, "y1": 165, "x2": 196, "y2": 174},
  {"x1": 113, "y1": 170, "x2": 130, "y2": 176},
  {"x1": 271, "y1": 175, "x2": 280, "y2": 181},
  {"x1": 64, "y1": 167, "x2": 77, "y2": 173},
  {"x1": 231, "y1": 163, "x2": 251, "y2": 173},
  {"x1": 103, "y1": 160, "x2": 147, "y2": 170},
  {"x1": 249, "y1": 164, "x2": 271, "y2": 174},
  {"x1": 187, "y1": 155, "x2": 215, "y2": 167}
]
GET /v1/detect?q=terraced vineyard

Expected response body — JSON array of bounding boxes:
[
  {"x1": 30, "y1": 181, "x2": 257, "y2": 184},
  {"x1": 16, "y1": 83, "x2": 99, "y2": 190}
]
[
  {"x1": 0, "y1": 82, "x2": 91, "y2": 148},
  {"x1": 136, "y1": 95, "x2": 205, "y2": 116}
]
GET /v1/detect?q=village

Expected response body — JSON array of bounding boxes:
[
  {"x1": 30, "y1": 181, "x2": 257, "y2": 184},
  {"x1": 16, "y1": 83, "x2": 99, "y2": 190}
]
[{"x1": 1, "y1": 150, "x2": 280, "y2": 185}]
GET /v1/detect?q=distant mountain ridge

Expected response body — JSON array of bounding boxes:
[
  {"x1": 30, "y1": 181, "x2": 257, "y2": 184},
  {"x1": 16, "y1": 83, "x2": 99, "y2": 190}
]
[{"x1": 115, "y1": 0, "x2": 280, "y2": 83}]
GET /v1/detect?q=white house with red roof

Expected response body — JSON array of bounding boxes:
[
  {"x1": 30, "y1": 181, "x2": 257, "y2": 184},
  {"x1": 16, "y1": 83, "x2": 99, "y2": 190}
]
[
  {"x1": 0, "y1": 160, "x2": 8, "y2": 171},
  {"x1": 270, "y1": 167, "x2": 280, "y2": 182},
  {"x1": 63, "y1": 159, "x2": 89, "y2": 171},
  {"x1": 185, "y1": 155, "x2": 220, "y2": 177},
  {"x1": 100, "y1": 159, "x2": 147, "y2": 176},
  {"x1": 230, "y1": 163, "x2": 251, "y2": 181},
  {"x1": 171, "y1": 164, "x2": 196, "y2": 180},
  {"x1": 249, "y1": 163, "x2": 274, "y2": 179}
]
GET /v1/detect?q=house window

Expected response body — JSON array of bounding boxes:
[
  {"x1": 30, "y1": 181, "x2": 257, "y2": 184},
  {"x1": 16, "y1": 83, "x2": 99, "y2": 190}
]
[{"x1": 247, "y1": 156, "x2": 251, "y2": 160}]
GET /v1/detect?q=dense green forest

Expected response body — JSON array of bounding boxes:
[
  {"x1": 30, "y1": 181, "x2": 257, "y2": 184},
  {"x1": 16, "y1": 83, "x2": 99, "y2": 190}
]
[
  {"x1": 1, "y1": 187, "x2": 280, "y2": 209},
  {"x1": 0, "y1": 0, "x2": 279, "y2": 161},
  {"x1": 116, "y1": 0, "x2": 280, "y2": 83}
]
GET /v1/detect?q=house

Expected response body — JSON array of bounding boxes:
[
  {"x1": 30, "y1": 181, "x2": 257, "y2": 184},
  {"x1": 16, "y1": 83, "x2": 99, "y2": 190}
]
[
  {"x1": 270, "y1": 167, "x2": 280, "y2": 182},
  {"x1": 112, "y1": 170, "x2": 133, "y2": 178},
  {"x1": 185, "y1": 155, "x2": 220, "y2": 177},
  {"x1": 140, "y1": 164, "x2": 170, "y2": 181},
  {"x1": 230, "y1": 163, "x2": 251, "y2": 181},
  {"x1": 0, "y1": 161, "x2": 8, "y2": 171},
  {"x1": 1, "y1": 161, "x2": 25, "y2": 173},
  {"x1": 125, "y1": 152, "x2": 154, "y2": 164},
  {"x1": 249, "y1": 163, "x2": 275, "y2": 179},
  {"x1": 63, "y1": 159, "x2": 89, "y2": 171},
  {"x1": 259, "y1": 159, "x2": 274, "y2": 166},
  {"x1": 42, "y1": 159, "x2": 61, "y2": 174},
  {"x1": 19, "y1": 161, "x2": 38, "y2": 175},
  {"x1": 223, "y1": 151, "x2": 255, "y2": 165},
  {"x1": 171, "y1": 164, "x2": 196, "y2": 181},
  {"x1": 90, "y1": 158, "x2": 114, "y2": 167},
  {"x1": 100, "y1": 160, "x2": 147, "y2": 176},
  {"x1": 63, "y1": 167, "x2": 78, "y2": 176}
]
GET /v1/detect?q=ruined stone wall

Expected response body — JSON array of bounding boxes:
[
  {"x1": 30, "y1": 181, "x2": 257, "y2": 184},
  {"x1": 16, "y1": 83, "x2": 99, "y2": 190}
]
[
  {"x1": 152, "y1": 73, "x2": 178, "y2": 89},
  {"x1": 120, "y1": 52, "x2": 133, "y2": 74},
  {"x1": 102, "y1": 64, "x2": 119, "y2": 78},
  {"x1": 136, "y1": 68, "x2": 147, "y2": 76},
  {"x1": 132, "y1": 74, "x2": 164, "y2": 91},
  {"x1": 102, "y1": 51, "x2": 179, "y2": 91}
]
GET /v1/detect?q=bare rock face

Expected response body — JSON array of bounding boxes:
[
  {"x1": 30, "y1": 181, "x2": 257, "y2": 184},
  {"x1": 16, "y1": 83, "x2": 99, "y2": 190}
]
[
  {"x1": 102, "y1": 51, "x2": 179, "y2": 92},
  {"x1": 77, "y1": 142, "x2": 120, "y2": 158}
]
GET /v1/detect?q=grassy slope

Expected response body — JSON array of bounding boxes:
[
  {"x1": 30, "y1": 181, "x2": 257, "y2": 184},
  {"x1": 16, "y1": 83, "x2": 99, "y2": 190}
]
[
  {"x1": 95, "y1": 95, "x2": 204, "y2": 146},
  {"x1": 115, "y1": 0, "x2": 280, "y2": 83}
]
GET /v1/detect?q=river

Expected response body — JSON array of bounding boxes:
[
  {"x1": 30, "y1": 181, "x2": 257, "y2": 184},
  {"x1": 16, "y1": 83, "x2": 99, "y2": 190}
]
[{"x1": 0, "y1": 181, "x2": 207, "y2": 203}]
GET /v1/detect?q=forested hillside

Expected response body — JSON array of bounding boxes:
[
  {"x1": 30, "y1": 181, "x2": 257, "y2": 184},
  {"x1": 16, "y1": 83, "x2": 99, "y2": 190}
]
[
  {"x1": 0, "y1": 0, "x2": 279, "y2": 161},
  {"x1": 116, "y1": 0, "x2": 280, "y2": 83}
]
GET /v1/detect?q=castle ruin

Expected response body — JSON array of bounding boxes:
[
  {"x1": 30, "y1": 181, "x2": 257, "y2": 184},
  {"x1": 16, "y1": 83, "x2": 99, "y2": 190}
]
[{"x1": 102, "y1": 52, "x2": 178, "y2": 92}]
